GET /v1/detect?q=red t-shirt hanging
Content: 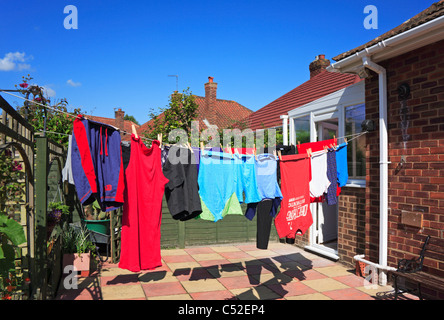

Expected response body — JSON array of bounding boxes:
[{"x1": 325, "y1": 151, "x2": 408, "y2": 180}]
[
  {"x1": 119, "y1": 135, "x2": 169, "y2": 272},
  {"x1": 275, "y1": 154, "x2": 312, "y2": 239}
]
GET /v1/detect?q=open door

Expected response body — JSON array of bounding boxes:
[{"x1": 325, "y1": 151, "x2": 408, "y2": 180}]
[{"x1": 308, "y1": 115, "x2": 339, "y2": 259}]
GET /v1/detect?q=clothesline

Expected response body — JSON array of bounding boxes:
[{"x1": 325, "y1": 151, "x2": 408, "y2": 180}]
[
  {"x1": 2, "y1": 90, "x2": 368, "y2": 147},
  {"x1": 1, "y1": 90, "x2": 157, "y2": 142}
]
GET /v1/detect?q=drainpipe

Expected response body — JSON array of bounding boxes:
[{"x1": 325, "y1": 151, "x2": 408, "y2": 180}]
[
  {"x1": 281, "y1": 115, "x2": 289, "y2": 145},
  {"x1": 361, "y1": 55, "x2": 390, "y2": 286}
]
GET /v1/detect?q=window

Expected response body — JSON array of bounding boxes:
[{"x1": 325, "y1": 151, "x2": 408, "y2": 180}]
[
  {"x1": 294, "y1": 115, "x2": 310, "y2": 144},
  {"x1": 345, "y1": 104, "x2": 366, "y2": 179}
]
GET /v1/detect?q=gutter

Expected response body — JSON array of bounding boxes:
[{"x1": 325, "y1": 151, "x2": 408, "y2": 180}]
[{"x1": 328, "y1": 14, "x2": 444, "y2": 73}]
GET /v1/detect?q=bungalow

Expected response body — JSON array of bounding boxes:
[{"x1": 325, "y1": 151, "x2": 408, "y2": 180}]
[{"x1": 328, "y1": 0, "x2": 444, "y2": 295}]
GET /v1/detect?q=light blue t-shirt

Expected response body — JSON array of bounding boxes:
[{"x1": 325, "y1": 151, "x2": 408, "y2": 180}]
[{"x1": 336, "y1": 143, "x2": 348, "y2": 187}]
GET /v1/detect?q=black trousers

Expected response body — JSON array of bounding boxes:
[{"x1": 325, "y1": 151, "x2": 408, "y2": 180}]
[{"x1": 256, "y1": 200, "x2": 274, "y2": 250}]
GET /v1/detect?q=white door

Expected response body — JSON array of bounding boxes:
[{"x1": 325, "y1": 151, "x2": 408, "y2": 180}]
[{"x1": 313, "y1": 118, "x2": 338, "y2": 246}]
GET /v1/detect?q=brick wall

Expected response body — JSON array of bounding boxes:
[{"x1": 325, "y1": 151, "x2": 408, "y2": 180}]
[
  {"x1": 365, "y1": 39, "x2": 444, "y2": 283},
  {"x1": 337, "y1": 187, "x2": 366, "y2": 267}
]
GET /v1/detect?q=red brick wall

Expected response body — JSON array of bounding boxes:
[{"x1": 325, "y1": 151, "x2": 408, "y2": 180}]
[
  {"x1": 337, "y1": 187, "x2": 367, "y2": 267},
  {"x1": 364, "y1": 39, "x2": 444, "y2": 283}
]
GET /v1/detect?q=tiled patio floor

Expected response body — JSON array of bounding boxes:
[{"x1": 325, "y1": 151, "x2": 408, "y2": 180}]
[{"x1": 55, "y1": 242, "x2": 419, "y2": 300}]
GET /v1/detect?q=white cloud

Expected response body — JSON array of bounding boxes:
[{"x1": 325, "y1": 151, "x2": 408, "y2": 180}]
[
  {"x1": 0, "y1": 52, "x2": 32, "y2": 71},
  {"x1": 67, "y1": 79, "x2": 81, "y2": 87},
  {"x1": 40, "y1": 85, "x2": 56, "y2": 98}
]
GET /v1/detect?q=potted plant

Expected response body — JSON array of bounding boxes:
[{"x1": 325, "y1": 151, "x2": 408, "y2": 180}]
[
  {"x1": 61, "y1": 224, "x2": 97, "y2": 277},
  {"x1": 47, "y1": 201, "x2": 70, "y2": 239},
  {"x1": 82, "y1": 200, "x2": 110, "y2": 235},
  {"x1": 48, "y1": 201, "x2": 70, "y2": 224}
]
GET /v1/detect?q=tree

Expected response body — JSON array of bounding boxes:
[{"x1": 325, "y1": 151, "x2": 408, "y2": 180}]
[
  {"x1": 123, "y1": 114, "x2": 139, "y2": 125},
  {"x1": 145, "y1": 88, "x2": 199, "y2": 143}
]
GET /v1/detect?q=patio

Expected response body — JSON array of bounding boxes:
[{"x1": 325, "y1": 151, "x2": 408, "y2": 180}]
[{"x1": 55, "y1": 242, "x2": 419, "y2": 300}]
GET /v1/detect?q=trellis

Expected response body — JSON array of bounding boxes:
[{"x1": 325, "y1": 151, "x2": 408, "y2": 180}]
[{"x1": 0, "y1": 95, "x2": 65, "y2": 300}]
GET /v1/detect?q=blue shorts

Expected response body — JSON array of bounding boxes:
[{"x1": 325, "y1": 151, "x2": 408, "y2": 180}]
[
  {"x1": 71, "y1": 116, "x2": 125, "y2": 212},
  {"x1": 197, "y1": 151, "x2": 261, "y2": 222}
]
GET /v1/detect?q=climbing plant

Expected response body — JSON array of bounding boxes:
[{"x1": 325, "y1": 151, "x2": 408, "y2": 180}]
[
  {"x1": 15, "y1": 75, "x2": 83, "y2": 149},
  {"x1": 0, "y1": 148, "x2": 27, "y2": 300}
]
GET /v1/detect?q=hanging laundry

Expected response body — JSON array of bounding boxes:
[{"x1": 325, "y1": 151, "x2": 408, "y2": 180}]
[
  {"x1": 160, "y1": 145, "x2": 170, "y2": 167},
  {"x1": 163, "y1": 145, "x2": 202, "y2": 221},
  {"x1": 191, "y1": 146, "x2": 222, "y2": 174},
  {"x1": 309, "y1": 151, "x2": 331, "y2": 198},
  {"x1": 245, "y1": 153, "x2": 283, "y2": 249},
  {"x1": 118, "y1": 135, "x2": 168, "y2": 272},
  {"x1": 297, "y1": 139, "x2": 336, "y2": 154},
  {"x1": 121, "y1": 141, "x2": 131, "y2": 170},
  {"x1": 336, "y1": 142, "x2": 349, "y2": 187},
  {"x1": 274, "y1": 154, "x2": 312, "y2": 240},
  {"x1": 62, "y1": 135, "x2": 74, "y2": 185},
  {"x1": 197, "y1": 150, "x2": 261, "y2": 222},
  {"x1": 198, "y1": 193, "x2": 243, "y2": 221},
  {"x1": 245, "y1": 153, "x2": 282, "y2": 220},
  {"x1": 234, "y1": 153, "x2": 262, "y2": 205},
  {"x1": 325, "y1": 148, "x2": 338, "y2": 205},
  {"x1": 198, "y1": 150, "x2": 237, "y2": 222},
  {"x1": 71, "y1": 116, "x2": 125, "y2": 212},
  {"x1": 271, "y1": 144, "x2": 296, "y2": 183}
]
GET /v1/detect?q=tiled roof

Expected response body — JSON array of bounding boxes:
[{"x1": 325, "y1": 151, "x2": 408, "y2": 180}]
[
  {"x1": 139, "y1": 95, "x2": 253, "y2": 135},
  {"x1": 86, "y1": 115, "x2": 140, "y2": 141},
  {"x1": 333, "y1": 0, "x2": 444, "y2": 62},
  {"x1": 245, "y1": 71, "x2": 362, "y2": 130}
]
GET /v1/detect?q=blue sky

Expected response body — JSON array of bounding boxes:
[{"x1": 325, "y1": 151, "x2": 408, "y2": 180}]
[{"x1": 0, "y1": 0, "x2": 436, "y2": 125}]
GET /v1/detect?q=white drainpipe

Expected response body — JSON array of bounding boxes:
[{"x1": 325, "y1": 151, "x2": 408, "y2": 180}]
[
  {"x1": 280, "y1": 115, "x2": 289, "y2": 145},
  {"x1": 360, "y1": 55, "x2": 390, "y2": 286}
]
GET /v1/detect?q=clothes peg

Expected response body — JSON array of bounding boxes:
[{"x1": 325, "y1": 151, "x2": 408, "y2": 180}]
[
  {"x1": 278, "y1": 150, "x2": 282, "y2": 161},
  {"x1": 227, "y1": 144, "x2": 233, "y2": 158},
  {"x1": 200, "y1": 141, "x2": 204, "y2": 153},
  {"x1": 187, "y1": 141, "x2": 194, "y2": 153},
  {"x1": 344, "y1": 137, "x2": 348, "y2": 144},
  {"x1": 307, "y1": 148, "x2": 312, "y2": 157},
  {"x1": 132, "y1": 124, "x2": 138, "y2": 139},
  {"x1": 253, "y1": 143, "x2": 257, "y2": 160},
  {"x1": 298, "y1": 141, "x2": 301, "y2": 146}
]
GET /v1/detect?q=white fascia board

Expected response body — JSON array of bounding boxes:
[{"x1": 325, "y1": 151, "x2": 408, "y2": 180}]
[{"x1": 287, "y1": 81, "x2": 365, "y2": 118}]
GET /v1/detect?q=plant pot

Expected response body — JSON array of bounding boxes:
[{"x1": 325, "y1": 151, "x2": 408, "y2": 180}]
[
  {"x1": 48, "y1": 209, "x2": 62, "y2": 224},
  {"x1": 62, "y1": 252, "x2": 91, "y2": 277},
  {"x1": 82, "y1": 219, "x2": 110, "y2": 235}
]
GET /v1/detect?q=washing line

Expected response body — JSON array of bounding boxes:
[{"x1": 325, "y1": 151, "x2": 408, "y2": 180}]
[{"x1": 1, "y1": 90, "x2": 156, "y2": 142}]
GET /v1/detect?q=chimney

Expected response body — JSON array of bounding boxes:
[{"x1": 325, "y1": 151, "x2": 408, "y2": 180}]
[
  {"x1": 204, "y1": 76, "x2": 217, "y2": 110},
  {"x1": 115, "y1": 108, "x2": 125, "y2": 130},
  {"x1": 309, "y1": 54, "x2": 330, "y2": 78}
]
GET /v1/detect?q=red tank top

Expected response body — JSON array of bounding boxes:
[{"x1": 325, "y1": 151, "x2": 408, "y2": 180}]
[{"x1": 118, "y1": 135, "x2": 169, "y2": 272}]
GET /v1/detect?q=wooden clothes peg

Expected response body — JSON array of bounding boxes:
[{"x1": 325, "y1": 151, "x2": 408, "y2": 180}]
[
  {"x1": 307, "y1": 148, "x2": 312, "y2": 157},
  {"x1": 278, "y1": 150, "x2": 282, "y2": 161},
  {"x1": 200, "y1": 141, "x2": 204, "y2": 153},
  {"x1": 131, "y1": 124, "x2": 138, "y2": 139},
  {"x1": 186, "y1": 141, "x2": 194, "y2": 153}
]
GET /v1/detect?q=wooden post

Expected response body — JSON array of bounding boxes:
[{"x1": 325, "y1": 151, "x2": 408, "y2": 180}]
[{"x1": 34, "y1": 136, "x2": 48, "y2": 299}]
